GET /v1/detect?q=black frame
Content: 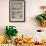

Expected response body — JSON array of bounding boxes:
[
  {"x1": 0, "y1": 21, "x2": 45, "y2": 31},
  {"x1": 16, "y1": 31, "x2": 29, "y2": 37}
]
[{"x1": 9, "y1": 0, "x2": 25, "y2": 22}]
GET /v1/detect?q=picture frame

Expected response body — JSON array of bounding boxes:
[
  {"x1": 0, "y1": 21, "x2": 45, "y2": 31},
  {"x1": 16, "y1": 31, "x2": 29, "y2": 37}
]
[{"x1": 9, "y1": 0, "x2": 25, "y2": 22}]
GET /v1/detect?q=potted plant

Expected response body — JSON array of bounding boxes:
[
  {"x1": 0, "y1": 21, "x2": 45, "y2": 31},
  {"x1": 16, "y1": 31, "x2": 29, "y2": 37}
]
[
  {"x1": 5, "y1": 26, "x2": 18, "y2": 43},
  {"x1": 36, "y1": 14, "x2": 46, "y2": 27},
  {"x1": 36, "y1": 6, "x2": 46, "y2": 27}
]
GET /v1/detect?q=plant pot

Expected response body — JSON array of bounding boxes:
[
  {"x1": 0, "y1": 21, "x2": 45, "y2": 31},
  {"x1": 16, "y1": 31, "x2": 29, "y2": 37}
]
[
  {"x1": 11, "y1": 36, "x2": 17, "y2": 44},
  {"x1": 41, "y1": 20, "x2": 46, "y2": 27},
  {"x1": 7, "y1": 39, "x2": 12, "y2": 44}
]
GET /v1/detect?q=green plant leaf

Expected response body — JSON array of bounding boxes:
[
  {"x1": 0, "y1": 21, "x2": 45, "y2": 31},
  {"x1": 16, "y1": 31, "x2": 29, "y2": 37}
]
[
  {"x1": 5, "y1": 26, "x2": 18, "y2": 39},
  {"x1": 36, "y1": 15, "x2": 44, "y2": 21}
]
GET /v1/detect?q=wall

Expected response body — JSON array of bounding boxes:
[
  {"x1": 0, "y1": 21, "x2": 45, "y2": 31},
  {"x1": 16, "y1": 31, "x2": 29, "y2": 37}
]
[{"x1": 0, "y1": 0, "x2": 46, "y2": 41}]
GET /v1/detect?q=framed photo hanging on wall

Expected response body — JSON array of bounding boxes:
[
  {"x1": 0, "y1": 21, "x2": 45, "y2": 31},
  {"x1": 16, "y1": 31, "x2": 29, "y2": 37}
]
[{"x1": 9, "y1": 0, "x2": 25, "y2": 22}]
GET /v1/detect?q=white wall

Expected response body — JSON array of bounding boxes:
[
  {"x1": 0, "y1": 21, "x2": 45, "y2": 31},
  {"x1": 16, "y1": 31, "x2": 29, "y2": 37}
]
[{"x1": 0, "y1": 0, "x2": 46, "y2": 41}]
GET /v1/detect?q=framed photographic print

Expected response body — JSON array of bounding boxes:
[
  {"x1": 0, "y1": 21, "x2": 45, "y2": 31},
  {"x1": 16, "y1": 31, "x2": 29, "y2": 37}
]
[{"x1": 9, "y1": 0, "x2": 25, "y2": 22}]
